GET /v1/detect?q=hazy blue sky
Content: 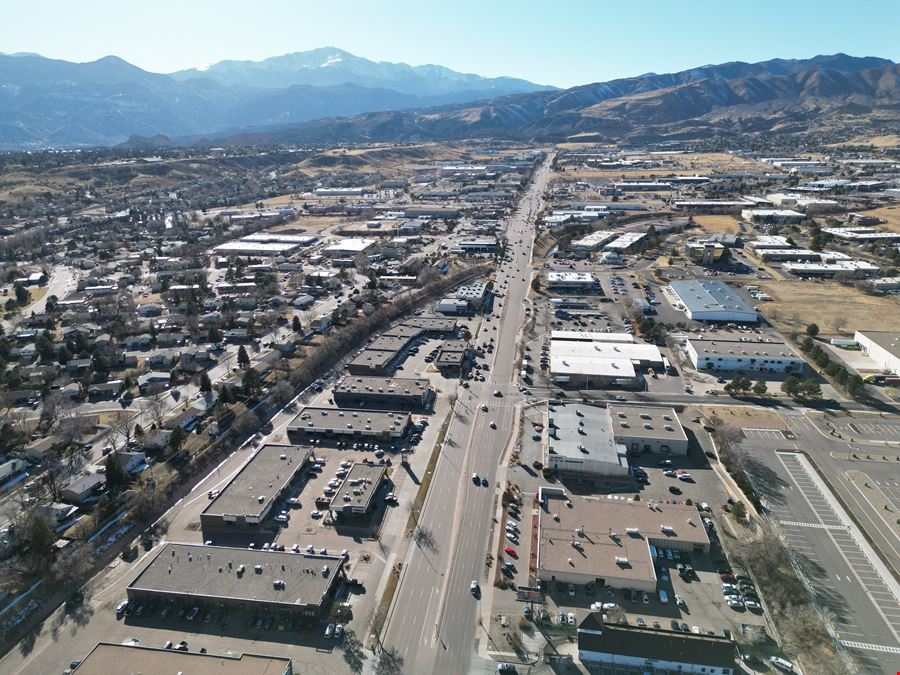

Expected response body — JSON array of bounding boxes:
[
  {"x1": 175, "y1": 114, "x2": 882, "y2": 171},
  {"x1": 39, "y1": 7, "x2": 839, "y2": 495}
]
[{"x1": 2, "y1": 0, "x2": 898, "y2": 87}]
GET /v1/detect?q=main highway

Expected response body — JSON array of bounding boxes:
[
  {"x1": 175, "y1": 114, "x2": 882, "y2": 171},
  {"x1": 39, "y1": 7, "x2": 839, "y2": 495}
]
[{"x1": 378, "y1": 154, "x2": 552, "y2": 674}]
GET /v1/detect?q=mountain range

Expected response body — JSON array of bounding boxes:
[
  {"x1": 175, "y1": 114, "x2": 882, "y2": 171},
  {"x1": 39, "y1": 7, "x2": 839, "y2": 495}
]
[
  {"x1": 0, "y1": 51, "x2": 897, "y2": 149},
  {"x1": 248, "y1": 53, "x2": 900, "y2": 146},
  {"x1": 0, "y1": 48, "x2": 550, "y2": 149}
]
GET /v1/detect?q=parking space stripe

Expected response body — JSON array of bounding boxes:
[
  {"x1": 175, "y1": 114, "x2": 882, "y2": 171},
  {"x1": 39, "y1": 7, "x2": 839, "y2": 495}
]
[{"x1": 840, "y1": 640, "x2": 900, "y2": 654}]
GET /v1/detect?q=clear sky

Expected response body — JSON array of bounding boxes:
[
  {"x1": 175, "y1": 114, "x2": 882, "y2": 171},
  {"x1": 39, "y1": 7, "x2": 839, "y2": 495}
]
[{"x1": 2, "y1": 0, "x2": 898, "y2": 88}]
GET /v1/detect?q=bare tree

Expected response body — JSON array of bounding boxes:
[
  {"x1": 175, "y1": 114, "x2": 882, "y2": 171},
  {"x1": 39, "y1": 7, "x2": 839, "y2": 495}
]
[{"x1": 145, "y1": 394, "x2": 167, "y2": 429}]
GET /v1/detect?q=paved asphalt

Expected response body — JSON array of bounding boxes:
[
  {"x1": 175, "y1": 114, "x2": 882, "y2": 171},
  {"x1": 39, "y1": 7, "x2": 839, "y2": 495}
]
[
  {"x1": 740, "y1": 416, "x2": 900, "y2": 674},
  {"x1": 379, "y1": 156, "x2": 553, "y2": 675}
]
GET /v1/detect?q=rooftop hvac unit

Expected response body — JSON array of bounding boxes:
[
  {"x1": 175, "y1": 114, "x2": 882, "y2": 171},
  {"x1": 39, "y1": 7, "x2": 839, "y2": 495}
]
[
  {"x1": 643, "y1": 423, "x2": 652, "y2": 429},
  {"x1": 572, "y1": 540, "x2": 582, "y2": 548},
  {"x1": 280, "y1": 454, "x2": 287, "y2": 460},
  {"x1": 615, "y1": 556, "x2": 629, "y2": 565},
  {"x1": 620, "y1": 422, "x2": 629, "y2": 428},
  {"x1": 640, "y1": 413, "x2": 651, "y2": 420},
  {"x1": 664, "y1": 425, "x2": 674, "y2": 431},
  {"x1": 609, "y1": 531, "x2": 618, "y2": 539},
  {"x1": 660, "y1": 525, "x2": 674, "y2": 533},
  {"x1": 625, "y1": 527, "x2": 639, "y2": 535},
  {"x1": 254, "y1": 565, "x2": 263, "y2": 573}
]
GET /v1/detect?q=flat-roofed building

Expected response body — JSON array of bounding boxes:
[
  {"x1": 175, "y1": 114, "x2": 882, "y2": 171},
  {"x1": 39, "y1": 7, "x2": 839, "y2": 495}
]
[
  {"x1": 213, "y1": 241, "x2": 301, "y2": 256},
  {"x1": 537, "y1": 498, "x2": 709, "y2": 591},
  {"x1": 669, "y1": 280, "x2": 758, "y2": 323},
  {"x1": 458, "y1": 238, "x2": 498, "y2": 253},
  {"x1": 546, "y1": 403, "x2": 629, "y2": 478},
  {"x1": 570, "y1": 230, "x2": 619, "y2": 252},
  {"x1": 551, "y1": 330, "x2": 634, "y2": 343},
  {"x1": 604, "y1": 232, "x2": 647, "y2": 251},
  {"x1": 685, "y1": 338, "x2": 803, "y2": 374},
  {"x1": 740, "y1": 208, "x2": 805, "y2": 224},
  {"x1": 74, "y1": 643, "x2": 293, "y2": 675},
  {"x1": 746, "y1": 235, "x2": 792, "y2": 254},
  {"x1": 329, "y1": 462, "x2": 387, "y2": 519},
  {"x1": 578, "y1": 615, "x2": 737, "y2": 675},
  {"x1": 436, "y1": 339, "x2": 469, "y2": 371},
  {"x1": 546, "y1": 271, "x2": 598, "y2": 291},
  {"x1": 127, "y1": 543, "x2": 342, "y2": 619},
  {"x1": 855, "y1": 331, "x2": 900, "y2": 375},
  {"x1": 201, "y1": 444, "x2": 311, "y2": 536},
  {"x1": 782, "y1": 259, "x2": 879, "y2": 278},
  {"x1": 288, "y1": 407, "x2": 410, "y2": 440},
  {"x1": 549, "y1": 336, "x2": 662, "y2": 387},
  {"x1": 608, "y1": 404, "x2": 688, "y2": 455},
  {"x1": 322, "y1": 238, "x2": 376, "y2": 257},
  {"x1": 333, "y1": 376, "x2": 433, "y2": 410}
]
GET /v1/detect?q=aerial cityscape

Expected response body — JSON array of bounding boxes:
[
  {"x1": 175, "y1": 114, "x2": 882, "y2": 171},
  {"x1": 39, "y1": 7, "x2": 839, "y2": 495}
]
[{"x1": 0, "y1": 2, "x2": 899, "y2": 674}]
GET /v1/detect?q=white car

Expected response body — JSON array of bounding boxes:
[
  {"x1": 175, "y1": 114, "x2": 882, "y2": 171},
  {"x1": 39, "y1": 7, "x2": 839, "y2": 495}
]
[
  {"x1": 566, "y1": 612, "x2": 576, "y2": 625},
  {"x1": 306, "y1": 544, "x2": 315, "y2": 553},
  {"x1": 310, "y1": 510, "x2": 323, "y2": 519},
  {"x1": 489, "y1": 421, "x2": 497, "y2": 429}
]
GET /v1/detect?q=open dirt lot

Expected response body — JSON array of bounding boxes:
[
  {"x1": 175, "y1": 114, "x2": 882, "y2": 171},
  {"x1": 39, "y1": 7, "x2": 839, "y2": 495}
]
[
  {"x1": 268, "y1": 215, "x2": 348, "y2": 235},
  {"x1": 700, "y1": 406, "x2": 787, "y2": 432},
  {"x1": 693, "y1": 214, "x2": 742, "y2": 235},
  {"x1": 756, "y1": 280, "x2": 900, "y2": 334},
  {"x1": 827, "y1": 134, "x2": 900, "y2": 148},
  {"x1": 558, "y1": 152, "x2": 766, "y2": 180}
]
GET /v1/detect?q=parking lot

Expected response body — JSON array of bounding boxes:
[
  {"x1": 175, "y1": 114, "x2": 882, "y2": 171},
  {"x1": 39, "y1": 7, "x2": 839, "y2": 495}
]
[{"x1": 753, "y1": 450, "x2": 900, "y2": 673}]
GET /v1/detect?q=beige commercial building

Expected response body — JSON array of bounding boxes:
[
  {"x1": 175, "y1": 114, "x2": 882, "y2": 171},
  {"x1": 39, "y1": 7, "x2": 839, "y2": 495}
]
[{"x1": 537, "y1": 498, "x2": 709, "y2": 591}]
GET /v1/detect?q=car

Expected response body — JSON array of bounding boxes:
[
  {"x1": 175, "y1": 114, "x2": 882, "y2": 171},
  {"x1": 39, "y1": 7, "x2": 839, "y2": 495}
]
[
  {"x1": 744, "y1": 599, "x2": 761, "y2": 610},
  {"x1": 473, "y1": 473, "x2": 480, "y2": 483},
  {"x1": 325, "y1": 623, "x2": 335, "y2": 639},
  {"x1": 494, "y1": 390, "x2": 503, "y2": 397},
  {"x1": 675, "y1": 594, "x2": 685, "y2": 607},
  {"x1": 769, "y1": 656, "x2": 794, "y2": 672},
  {"x1": 162, "y1": 640, "x2": 173, "y2": 649},
  {"x1": 287, "y1": 497, "x2": 300, "y2": 507},
  {"x1": 334, "y1": 623, "x2": 344, "y2": 639},
  {"x1": 566, "y1": 612, "x2": 575, "y2": 625},
  {"x1": 727, "y1": 598, "x2": 744, "y2": 609},
  {"x1": 176, "y1": 640, "x2": 189, "y2": 651},
  {"x1": 663, "y1": 469, "x2": 677, "y2": 477},
  {"x1": 657, "y1": 458, "x2": 672, "y2": 467},
  {"x1": 470, "y1": 580, "x2": 480, "y2": 595},
  {"x1": 310, "y1": 510, "x2": 323, "y2": 518},
  {"x1": 568, "y1": 584, "x2": 576, "y2": 597},
  {"x1": 668, "y1": 485, "x2": 682, "y2": 495},
  {"x1": 614, "y1": 395, "x2": 626, "y2": 401},
  {"x1": 505, "y1": 546, "x2": 517, "y2": 557},
  {"x1": 291, "y1": 543, "x2": 300, "y2": 553},
  {"x1": 497, "y1": 664, "x2": 518, "y2": 673},
  {"x1": 636, "y1": 617, "x2": 646, "y2": 627},
  {"x1": 481, "y1": 403, "x2": 488, "y2": 412},
  {"x1": 186, "y1": 606, "x2": 200, "y2": 621},
  {"x1": 115, "y1": 600, "x2": 129, "y2": 617},
  {"x1": 642, "y1": 592, "x2": 649, "y2": 604},
  {"x1": 670, "y1": 619, "x2": 681, "y2": 631},
  {"x1": 275, "y1": 514, "x2": 289, "y2": 523},
  {"x1": 489, "y1": 421, "x2": 497, "y2": 429},
  {"x1": 481, "y1": 477, "x2": 489, "y2": 487},
  {"x1": 652, "y1": 621, "x2": 661, "y2": 630},
  {"x1": 306, "y1": 544, "x2": 315, "y2": 553}
]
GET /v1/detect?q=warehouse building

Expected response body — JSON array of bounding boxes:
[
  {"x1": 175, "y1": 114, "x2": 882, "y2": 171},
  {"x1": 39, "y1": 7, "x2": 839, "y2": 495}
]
[
  {"x1": 288, "y1": 407, "x2": 410, "y2": 441},
  {"x1": 685, "y1": 338, "x2": 803, "y2": 374},
  {"x1": 855, "y1": 331, "x2": 900, "y2": 375},
  {"x1": 782, "y1": 259, "x2": 879, "y2": 278},
  {"x1": 578, "y1": 615, "x2": 737, "y2": 675},
  {"x1": 213, "y1": 241, "x2": 301, "y2": 256},
  {"x1": 322, "y1": 238, "x2": 376, "y2": 257},
  {"x1": 200, "y1": 444, "x2": 311, "y2": 536},
  {"x1": 740, "y1": 208, "x2": 805, "y2": 224},
  {"x1": 603, "y1": 232, "x2": 646, "y2": 252},
  {"x1": 333, "y1": 376, "x2": 433, "y2": 410},
  {"x1": 570, "y1": 230, "x2": 619, "y2": 252},
  {"x1": 745, "y1": 235, "x2": 793, "y2": 254},
  {"x1": 458, "y1": 238, "x2": 499, "y2": 253},
  {"x1": 347, "y1": 318, "x2": 458, "y2": 374},
  {"x1": 823, "y1": 226, "x2": 900, "y2": 242},
  {"x1": 546, "y1": 403, "x2": 629, "y2": 479},
  {"x1": 549, "y1": 335, "x2": 663, "y2": 388},
  {"x1": 607, "y1": 404, "x2": 688, "y2": 455},
  {"x1": 127, "y1": 543, "x2": 343, "y2": 620},
  {"x1": 74, "y1": 643, "x2": 293, "y2": 675},
  {"x1": 329, "y1": 462, "x2": 387, "y2": 520},
  {"x1": 537, "y1": 498, "x2": 709, "y2": 591},
  {"x1": 669, "y1": 280, "x2": 758, "y2": 323}
]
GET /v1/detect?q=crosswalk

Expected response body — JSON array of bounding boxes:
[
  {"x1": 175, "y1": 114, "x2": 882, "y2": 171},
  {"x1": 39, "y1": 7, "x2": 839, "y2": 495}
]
[
  {"x1": 840, "y1": 640, "x2": 900, "y2": 654},
  {"x1": 778, "y1": 519, "x2": 847, "y2": 531}
]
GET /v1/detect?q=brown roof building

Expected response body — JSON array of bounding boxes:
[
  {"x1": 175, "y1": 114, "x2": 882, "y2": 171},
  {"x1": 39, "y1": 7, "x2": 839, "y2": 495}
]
[{"x1": 537, "y1": 497, "x2": 709, "y2": 591}]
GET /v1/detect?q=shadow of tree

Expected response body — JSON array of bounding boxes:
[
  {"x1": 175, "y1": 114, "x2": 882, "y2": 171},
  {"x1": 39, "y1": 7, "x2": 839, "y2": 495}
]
[
  {"x1": 338, "y1": 629, "x2": 367, "y2": 674},
  {"x1": 375, "y1": 645, "x2": 404, "y2": 675}
]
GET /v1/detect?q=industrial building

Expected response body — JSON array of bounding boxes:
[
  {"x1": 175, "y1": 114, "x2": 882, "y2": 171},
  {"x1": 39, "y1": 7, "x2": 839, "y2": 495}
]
[
  {"x1": 200, "y1": 444, "x2": 311, "y2": 536},
  {"x1": 603, "y1": 232, "x2": 647, "y2": 252},
  {"x1": 686, "y1": 240, "x2": 726, "y2": 264},
  {"x1": 823, "y1": 226, "x2": 900, "y2": 242},
  {"x1": 435, "y1": 340, "x2": 469, "y2": 371},
  {"x1": 745, "y1": 235, "x2": 793, "y2": 254},
  {"x1": 457, "y1": 238, "x2": 499, "y2": 253},
  {"x1": 321, "y1": 238, "x2": 376, "y2": 257},
  {"x1": 607, "y1": 404, "x2": 688, "y2": 455},
  {"x1": 782, "y1": 259, "x2": 879, "y2": 278},
  {"x1": 685, "y1": 338, "x2": 803, "y2": 374},
  {"x1": 570, "y1": 230, "x2": 619, "y2": 252},
  {"x1": 347, "y1": 317, "x2": 458, "y2": 374},
  {"x1": 333, "y1": 376, "x2": 433, "y2": 410},
  {"x1": 855, "y1": 331, "x2": 900, "y2": 375},
  {"x1": 546, "y1": 271, "x2": 598, "y2": 292},
  {"x1": 578, "y1": 615, "x2": 737, "y2": 675},
  {"x1": 546, "y1": 403, "x2": 629, "y2": 478},
  {"x1": 329, "y1": 462, "x2": 387, "y2": 519},
  {"x1": 740, "y1": 208, "x2": 805, "y2": 224},
  {"x1": 537, "y1": 498, "x2": 709, "y2": 591},
  {"x1": 669, "y1": 280, "x2": 758, "y2": 323},
  {"x1": 74, "y1": 643, "x2": 293, "y2": 675},
  {"x1": 288, "y1": 407, "x2": 410, "y2": 441},
  {"x1": 213, "y1": 240, "x2": 301, "y2": 256},
  {"x1": 127, "y1": 543, "x2": 343, "y2": 620},
  {"x1": 549, "y1": 334, "x2": 663, "y2": 387}
]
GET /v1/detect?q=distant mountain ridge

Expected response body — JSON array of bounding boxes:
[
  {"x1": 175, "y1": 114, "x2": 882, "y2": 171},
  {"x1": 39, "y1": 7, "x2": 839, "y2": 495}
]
[
  {"x1": 170, "y1": 47, "x2": 552, "y2": 97},
  {"x1": 0, "y1": 51, "x2": 896, "y2": 149},
  {"x1": 0, "y1": 49, "x2": 549, "y2": 149},
  {"x1": 240, "y1": 54, "x2": 900, "y2": 145}
]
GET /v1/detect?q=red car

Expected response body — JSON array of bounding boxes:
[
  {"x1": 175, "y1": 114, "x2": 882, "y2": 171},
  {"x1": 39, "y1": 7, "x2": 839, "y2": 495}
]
[{"x1": 504, "y1": 547, "x2": 517, "y2": 557}]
